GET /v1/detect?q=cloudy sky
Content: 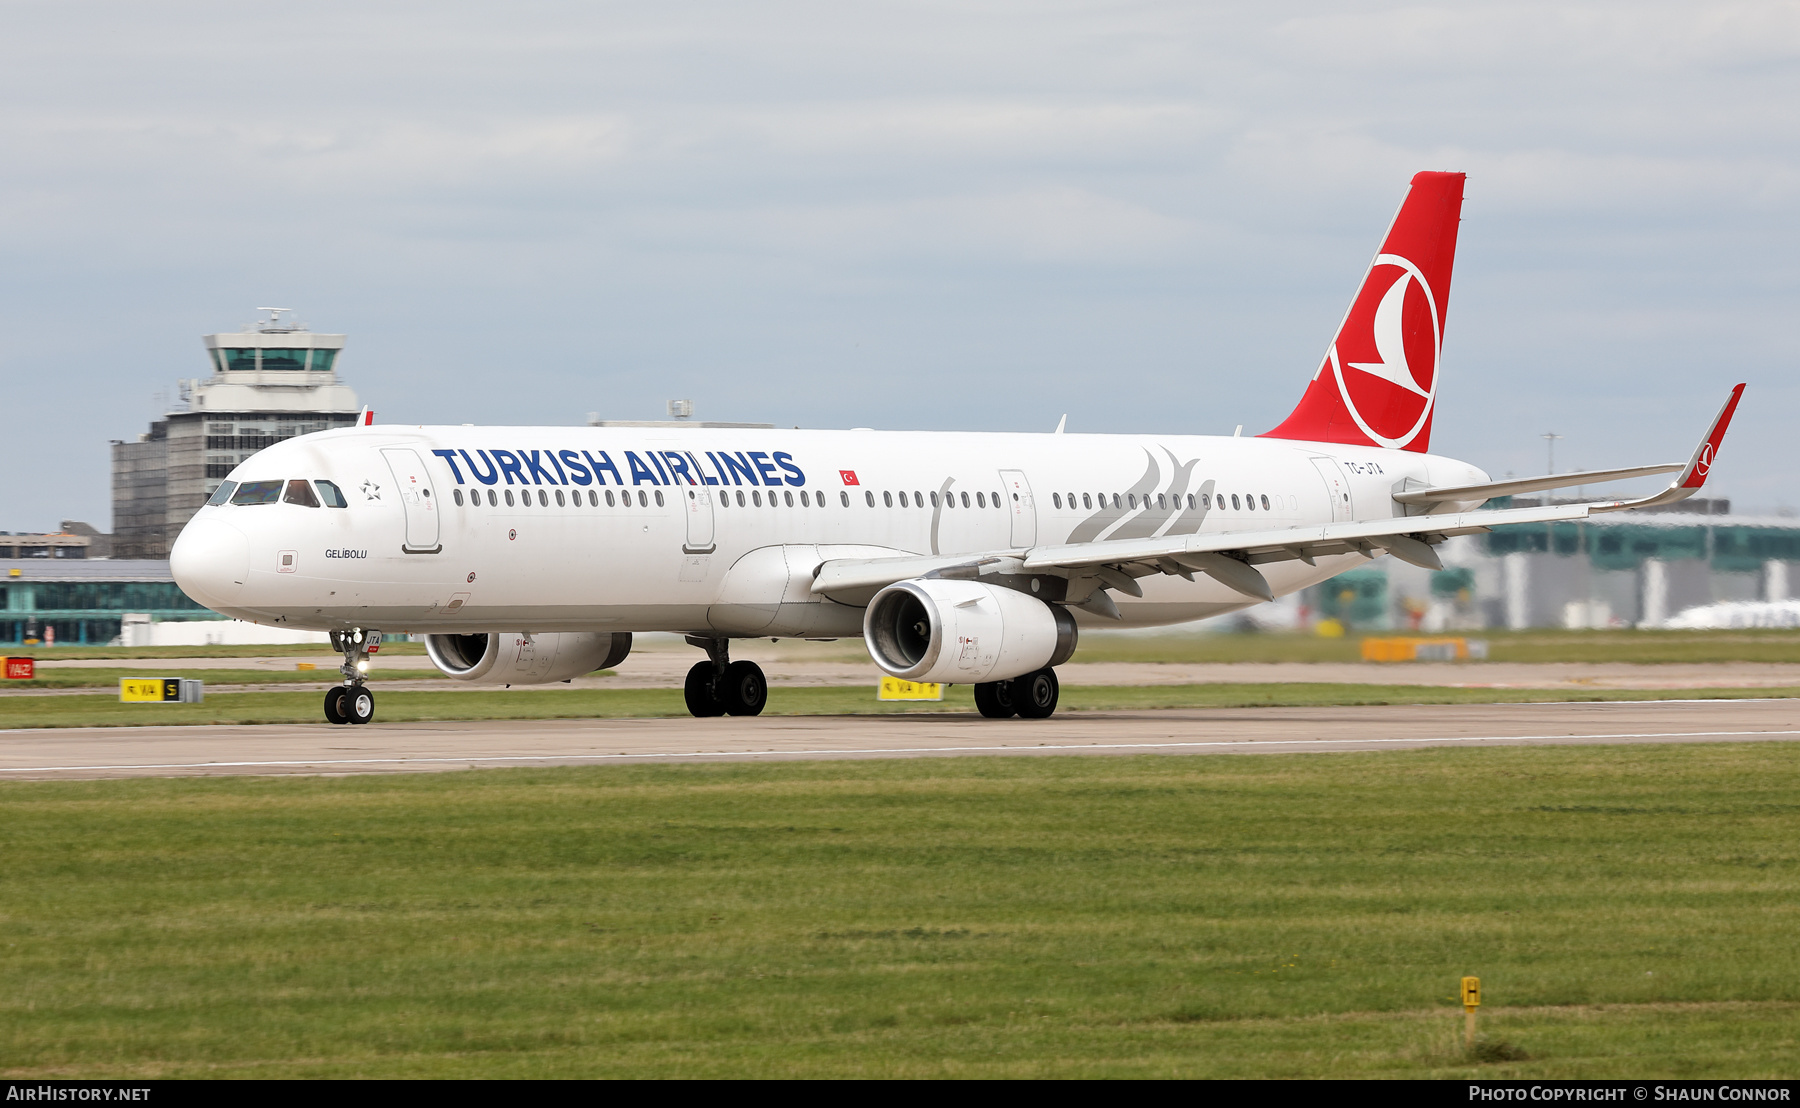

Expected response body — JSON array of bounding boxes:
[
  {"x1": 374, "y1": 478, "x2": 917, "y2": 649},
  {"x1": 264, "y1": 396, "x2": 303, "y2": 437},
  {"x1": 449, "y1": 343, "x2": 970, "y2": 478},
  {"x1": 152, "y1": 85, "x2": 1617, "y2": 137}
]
[{"x1": 3, "y1": 1, "x2": 1795, "y2": 531}]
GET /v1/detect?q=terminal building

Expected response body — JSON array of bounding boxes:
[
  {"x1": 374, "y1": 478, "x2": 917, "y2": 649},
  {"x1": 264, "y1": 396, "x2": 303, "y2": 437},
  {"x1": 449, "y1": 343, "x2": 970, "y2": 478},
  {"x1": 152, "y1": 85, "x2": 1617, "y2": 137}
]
[
  {"x1": 0, "y1": 525, "x2": 104, "y2": 560},
  {"x1": 111, "y1": 309, "x2": 361, "y2": 559},
  {"x1": 1, "y1": 559, "x2": 217, "y2": 646},
  {"x1": 1306, "y1": 498, "x2": 1800, "y2": 632}
]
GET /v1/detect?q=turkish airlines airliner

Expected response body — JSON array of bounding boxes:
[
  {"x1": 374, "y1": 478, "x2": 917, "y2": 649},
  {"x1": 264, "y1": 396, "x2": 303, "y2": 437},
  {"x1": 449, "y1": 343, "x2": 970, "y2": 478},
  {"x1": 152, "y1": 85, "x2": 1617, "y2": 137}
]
[{"x1": 171, "y1": 172, "x2": 1744, "y2": 725}]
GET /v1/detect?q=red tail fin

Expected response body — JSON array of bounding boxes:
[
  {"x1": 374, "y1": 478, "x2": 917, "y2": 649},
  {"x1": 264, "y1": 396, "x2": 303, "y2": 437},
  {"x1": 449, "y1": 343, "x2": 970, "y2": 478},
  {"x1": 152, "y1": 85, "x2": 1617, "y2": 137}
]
[{"x1": 1262, "y1": 171, "x2": 1465, "y2": 452}]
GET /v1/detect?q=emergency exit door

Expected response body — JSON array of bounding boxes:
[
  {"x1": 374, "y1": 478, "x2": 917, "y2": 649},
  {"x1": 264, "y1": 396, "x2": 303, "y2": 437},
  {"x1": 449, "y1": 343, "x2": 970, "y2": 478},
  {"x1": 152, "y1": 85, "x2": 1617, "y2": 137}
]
[
  {"x1": 999, "y1": 469, "x2": 1037, "y2": 548},
  {"x1": 683, "y1": 486, "x2": 716, "y2": 553},
  {"x1": 381, "y1": 448, "x2": 442, "y2": 553}
]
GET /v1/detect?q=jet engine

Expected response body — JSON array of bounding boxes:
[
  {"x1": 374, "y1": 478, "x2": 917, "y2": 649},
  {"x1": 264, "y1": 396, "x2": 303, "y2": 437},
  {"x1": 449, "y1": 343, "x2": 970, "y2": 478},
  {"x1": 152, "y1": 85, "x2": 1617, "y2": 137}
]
[
  {"x1": 863, "y1": 579, "x2": 1076, "y2": 684},
  {"x1": 423, "y1": 631, "x2": 632, "y2": 685}
]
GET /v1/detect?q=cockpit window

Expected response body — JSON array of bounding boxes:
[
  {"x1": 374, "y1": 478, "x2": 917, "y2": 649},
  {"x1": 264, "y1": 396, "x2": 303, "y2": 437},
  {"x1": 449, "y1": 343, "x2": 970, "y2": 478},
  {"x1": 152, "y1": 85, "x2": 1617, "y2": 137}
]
[
  {"x1": 230, "y1": 480, "x2": 284, "y2": 506},
  {"x1": 207, "y1": 481, "x2": 237, "y2": 507},
  {"x1": 283, "y1": 479, "x2": 321, "y2": 507},
  {"x1": 314, "y1": 480, "x2": 348, "y2": 508}
]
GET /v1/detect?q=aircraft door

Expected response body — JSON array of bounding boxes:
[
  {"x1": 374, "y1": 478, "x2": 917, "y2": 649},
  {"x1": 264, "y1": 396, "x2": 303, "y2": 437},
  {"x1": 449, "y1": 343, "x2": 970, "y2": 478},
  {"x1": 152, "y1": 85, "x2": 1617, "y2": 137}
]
[
  {"x1": 1310, "y1": 457, "x2": 1353, "y2": 523},
  {"x1": 683, "y1": 486, "x2": 716, "y2": 553},
  {"x1": 381, "y1": 448, "x2": 443, "y2": 553},
  {"x1": 999, "y1": 469, "x2": 1037, "y2": 548}
]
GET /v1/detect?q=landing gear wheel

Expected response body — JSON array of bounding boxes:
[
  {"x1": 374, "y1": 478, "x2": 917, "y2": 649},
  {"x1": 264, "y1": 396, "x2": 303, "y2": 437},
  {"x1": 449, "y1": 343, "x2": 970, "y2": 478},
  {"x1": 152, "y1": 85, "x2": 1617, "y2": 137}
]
[
  {"x1": 346, "y1": 686, "x2": 376, "y2": 725},
  {"x1": 1014, "y1": 668, "x2": 1060, "y2": 719},
  {"x1": 974, "y1": 679, "x2": 1018, "y2": 719},
  {"x1": 684, "y1": 661, "x2": 725, "y2": 718},
  {"x1": 718, "y1": 660, "x2": 767, "y2": 717},
  {"x1": 323, "y1": 686, "x2": 349, "y2": 725}
]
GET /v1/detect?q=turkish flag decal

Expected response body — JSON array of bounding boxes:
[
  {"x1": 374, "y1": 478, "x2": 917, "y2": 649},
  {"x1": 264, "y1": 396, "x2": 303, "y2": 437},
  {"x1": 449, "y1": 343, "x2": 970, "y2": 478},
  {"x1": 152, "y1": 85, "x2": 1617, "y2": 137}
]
[{"x1": 839, "y1": 470, "x2": 859, "y2": 486}]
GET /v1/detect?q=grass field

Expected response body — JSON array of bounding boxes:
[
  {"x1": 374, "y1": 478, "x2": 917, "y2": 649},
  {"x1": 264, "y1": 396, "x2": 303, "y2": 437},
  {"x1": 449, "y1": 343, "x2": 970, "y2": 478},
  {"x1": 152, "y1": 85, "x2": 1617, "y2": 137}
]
[
  {"x1": 0, "y1": 667, "x2": 446, "y2": 690},
  {"x1": 3, "y1": 642, "x2": 428, "y2": 660},
  {"x1": 1069, "y1": 628, "x2": 1800, "y2": 666},
  {"x1": 2, "y1": 743, "x2": 1797, "y2": 1077},
  {"x1": 9, "y1": 628, "x2": 1800, "y2": 665},
  {"x1": 3, "y1": 682, "x2": 1799, "y2": 729}
]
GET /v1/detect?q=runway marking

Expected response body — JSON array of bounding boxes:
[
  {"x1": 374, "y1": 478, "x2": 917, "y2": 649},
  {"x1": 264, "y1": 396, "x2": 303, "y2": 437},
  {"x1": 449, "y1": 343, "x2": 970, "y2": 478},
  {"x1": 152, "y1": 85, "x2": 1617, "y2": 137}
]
[{"x1": 3, "y1": 729, "x2": 1798, "y2": 775}]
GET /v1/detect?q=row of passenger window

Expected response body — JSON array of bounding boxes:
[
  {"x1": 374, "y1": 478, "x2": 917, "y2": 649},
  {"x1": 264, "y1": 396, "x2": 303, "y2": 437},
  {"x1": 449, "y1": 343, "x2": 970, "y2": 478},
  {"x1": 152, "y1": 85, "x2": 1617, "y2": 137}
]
[
  {"x1": 447, "y1": 486, "x2": 1015, "y2": 511},
  {"x1": 209, "y1": 479, "x2": 350, "y2": 508},
  {"x1": 721, "y1": 488, "x2": 831, "y2": 508},
  {"x1": 455, "y1": 486, "x2": 666, "y2": 508},
  {"x1": 863, "y1": 489, "x2": 1005, "y2": 509},
  {"x1": 726, "y1": 488, "x2": 1010, "y2": 509},
  {"x1": 1051, "y1": 490, "x2": 1282, "y2": 513}
]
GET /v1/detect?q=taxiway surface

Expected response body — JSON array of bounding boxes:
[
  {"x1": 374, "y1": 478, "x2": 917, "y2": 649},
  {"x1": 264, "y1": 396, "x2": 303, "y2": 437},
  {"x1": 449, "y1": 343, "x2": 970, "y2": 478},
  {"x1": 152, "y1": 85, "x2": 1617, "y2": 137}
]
[
  {"x1": 17, "y1": 656, "x2": 1800, "y2": 696},
  {"x1": 3, "y1": 698, "x2": 1797, "y2": 780}
]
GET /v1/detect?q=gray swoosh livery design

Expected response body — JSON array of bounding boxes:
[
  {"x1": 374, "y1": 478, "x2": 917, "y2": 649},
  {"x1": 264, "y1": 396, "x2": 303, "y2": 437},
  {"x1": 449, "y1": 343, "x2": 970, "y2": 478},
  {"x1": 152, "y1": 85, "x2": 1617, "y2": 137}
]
[
  {"x1": 928, "y1": 476, "x2": 956, "y2": 555},
  {"x1": 1064, "y1": 447, "x2": 1208, "y2": 544},
  {"x1": 1109, "y1": 448, "x2": 1203, "y2": 540}
]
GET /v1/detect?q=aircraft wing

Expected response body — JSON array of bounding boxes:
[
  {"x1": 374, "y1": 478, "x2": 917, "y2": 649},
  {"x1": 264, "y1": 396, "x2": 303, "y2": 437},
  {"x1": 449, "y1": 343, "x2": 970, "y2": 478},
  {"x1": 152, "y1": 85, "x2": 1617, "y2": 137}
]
[
  {"x1": 1394, "y1": 384, "x2": 1742, "y2": 507},
  {"x1": 1391, "y1": 463, "x2": 1683, "y2": 506},
  {"x1": 812, "y1": 500, "x2": 1598, "y2": 608},
  {"x1": 811, "y1": 384, "x2": 1745, "y2": 614}
]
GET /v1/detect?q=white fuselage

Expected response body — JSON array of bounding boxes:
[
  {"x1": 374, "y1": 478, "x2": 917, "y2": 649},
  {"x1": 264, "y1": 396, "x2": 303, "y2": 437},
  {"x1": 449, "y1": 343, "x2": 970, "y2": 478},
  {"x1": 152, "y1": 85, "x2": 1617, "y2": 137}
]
[{"x1": 169, "y1": 425, "x2": 1489, "y2": 637}]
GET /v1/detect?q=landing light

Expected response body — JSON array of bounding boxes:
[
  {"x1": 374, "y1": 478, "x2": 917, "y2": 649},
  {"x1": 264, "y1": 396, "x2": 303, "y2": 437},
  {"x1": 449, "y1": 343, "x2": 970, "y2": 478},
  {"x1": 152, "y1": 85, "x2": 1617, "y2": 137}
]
[{"x1": 356, "y1": 661, "x2": 369, "y2": 672}]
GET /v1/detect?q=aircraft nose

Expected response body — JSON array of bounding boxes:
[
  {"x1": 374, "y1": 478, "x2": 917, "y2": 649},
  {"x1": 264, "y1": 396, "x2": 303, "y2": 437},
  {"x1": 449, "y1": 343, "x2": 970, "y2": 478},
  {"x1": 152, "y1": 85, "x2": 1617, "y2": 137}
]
[{"x1": 170, "y1": 518, "x2": 249, "y2": 610}]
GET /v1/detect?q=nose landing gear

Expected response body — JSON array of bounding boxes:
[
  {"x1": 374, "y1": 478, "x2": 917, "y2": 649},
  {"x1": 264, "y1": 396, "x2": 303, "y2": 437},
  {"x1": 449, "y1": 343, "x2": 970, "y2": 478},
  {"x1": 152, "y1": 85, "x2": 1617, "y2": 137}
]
[
  {"x1": 325, "y1": 629, "x2": 381, "y2": 725},
  {"x1": 324, "y1": 686, "x2": 348, "y2": 724},
  {"x1": 682, "y1": 636, "x2": 767, "y2": 717}
]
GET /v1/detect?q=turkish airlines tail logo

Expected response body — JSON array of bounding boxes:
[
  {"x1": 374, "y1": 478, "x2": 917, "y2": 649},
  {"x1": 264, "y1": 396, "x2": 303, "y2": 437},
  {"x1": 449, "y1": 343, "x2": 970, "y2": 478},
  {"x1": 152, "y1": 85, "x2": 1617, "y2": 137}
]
[{"x1": 1262, "y1": 171, "x2": 1465, "y2": 453}]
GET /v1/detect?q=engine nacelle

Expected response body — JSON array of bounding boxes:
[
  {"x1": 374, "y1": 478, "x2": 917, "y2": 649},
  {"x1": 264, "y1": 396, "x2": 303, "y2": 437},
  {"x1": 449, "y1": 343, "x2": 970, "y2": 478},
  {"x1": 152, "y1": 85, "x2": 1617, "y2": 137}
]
[
  {"x1": 864, "y1": 579, "x2": 1076, "y2": 684},
  {"x1": 423, "y1": 631, "x2": 632, "y2": 685}
]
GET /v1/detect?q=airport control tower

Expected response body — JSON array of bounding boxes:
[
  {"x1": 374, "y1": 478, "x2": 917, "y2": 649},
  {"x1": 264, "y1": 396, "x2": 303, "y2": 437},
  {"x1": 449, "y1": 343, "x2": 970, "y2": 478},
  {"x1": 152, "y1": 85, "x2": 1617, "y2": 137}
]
[{"x1": 111, "y1": 309, "x2": 362, "y2": 558}]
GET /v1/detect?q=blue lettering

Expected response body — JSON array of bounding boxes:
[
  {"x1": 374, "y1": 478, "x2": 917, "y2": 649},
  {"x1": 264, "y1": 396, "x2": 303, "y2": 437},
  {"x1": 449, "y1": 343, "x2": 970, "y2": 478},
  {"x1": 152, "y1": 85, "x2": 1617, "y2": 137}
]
[
  {"x1": 460, "y1": 449, "x2": 499, "y2": 486},
  {"x1": 686, "y1": 452, "x2": 717, "y2": 486},
  {"x1": 773, "y1": 451, "x2": 805, "y2": 487},
  {"x1": 558, "y1": 449, "x2": 592, "y2": 485},
  {"x1": 625, "y1": 451, "x2": 661, "y2": 486},
  {"x1": 700, "y1": 452, "x2": 726, "y2": 486},
  {"x1": 662, "y1": 451, "x2": 696, "y2": 485},
  {"x1": 430, "y1": 449, "x2": 466, "y2": 483},
  {"x1": 547, "y1": 450, "x2": 570, "y2": 484},
  {"x1": 584, "y1": 450, "x2": 622, "y2": 486},
  {"x1": 749, "y1": 451, "x2": 782, "y2": 485},
  {"x1": 522, "y1": 449, "x2": 559, "y2": 485},
  {"x1": 648, "y1": 452, "x2": 671, "y2": 484},
  {"x1": 719, "y1": 451, "x2": 759, "y2": 486},
  {"x1": 492, "y1": 449, "x2": 527, "y2": 486}
]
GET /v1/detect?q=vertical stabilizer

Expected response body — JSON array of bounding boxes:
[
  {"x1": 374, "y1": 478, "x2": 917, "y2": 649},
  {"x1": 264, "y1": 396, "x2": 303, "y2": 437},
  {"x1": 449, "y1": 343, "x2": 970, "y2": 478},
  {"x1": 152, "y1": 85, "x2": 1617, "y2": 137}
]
[{"x1": 1262, "y1": 171, "x2": 1465, "y2": 452}]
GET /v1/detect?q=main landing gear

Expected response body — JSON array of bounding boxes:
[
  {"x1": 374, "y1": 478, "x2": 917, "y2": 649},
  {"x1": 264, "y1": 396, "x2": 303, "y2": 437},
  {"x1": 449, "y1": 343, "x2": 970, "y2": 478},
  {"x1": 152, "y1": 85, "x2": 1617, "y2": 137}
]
[
  {"x1": 682, "y1": 636, "x2": 767, "y2": 718},
  {"x1": 324, "y1": 629, "x2": 379, "y2": 725},
  {"x1": 973, "y1": 667, "x2": 1060, "y2": 720}
]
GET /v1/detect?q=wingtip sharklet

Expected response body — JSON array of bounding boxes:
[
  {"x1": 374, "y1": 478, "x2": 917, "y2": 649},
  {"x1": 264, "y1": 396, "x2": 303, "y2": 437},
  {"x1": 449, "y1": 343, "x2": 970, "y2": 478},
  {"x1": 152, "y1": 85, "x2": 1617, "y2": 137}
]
[
  {"x1": 1677, "y1": 382, "x2": 1745, "y2": 490},
  {"x1": 1589, "y1": 382, "x2": 1745, "y2": 515}
]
